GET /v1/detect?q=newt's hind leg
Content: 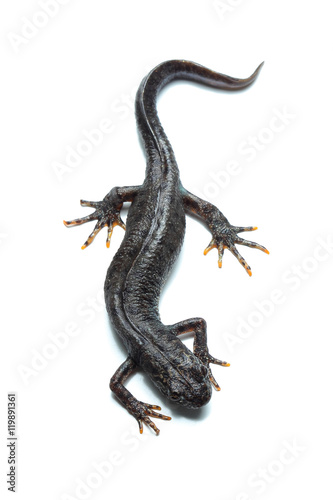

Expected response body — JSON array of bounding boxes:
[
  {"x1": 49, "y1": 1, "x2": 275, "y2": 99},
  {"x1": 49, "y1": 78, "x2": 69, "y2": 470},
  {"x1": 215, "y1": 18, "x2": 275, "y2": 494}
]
[
  {"x1": 64, "y1": 185, "x2": 140, "y2": 249},
  {"x1": 182, "y1": 188, "x2": 269, "y2": 276},
  {"x1": 172, "y1": 317, "x2": 229, "y2": 391},
  {"x1": 110, "y1": 356, "x2": 171, "y2": 435}
]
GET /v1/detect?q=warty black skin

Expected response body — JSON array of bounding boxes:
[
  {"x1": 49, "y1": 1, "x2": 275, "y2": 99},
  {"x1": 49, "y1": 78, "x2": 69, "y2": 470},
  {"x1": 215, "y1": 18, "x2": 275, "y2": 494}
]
[{"x1": 64, "y1": 60, "x2": 268, "y2": 435}]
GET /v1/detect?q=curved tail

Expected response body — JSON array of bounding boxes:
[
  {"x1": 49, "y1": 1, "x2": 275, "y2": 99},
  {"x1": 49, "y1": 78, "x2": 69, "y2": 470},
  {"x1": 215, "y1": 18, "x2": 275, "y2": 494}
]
[{"x1": 135, "y1": 60, "x2": 264, "y2": 158}]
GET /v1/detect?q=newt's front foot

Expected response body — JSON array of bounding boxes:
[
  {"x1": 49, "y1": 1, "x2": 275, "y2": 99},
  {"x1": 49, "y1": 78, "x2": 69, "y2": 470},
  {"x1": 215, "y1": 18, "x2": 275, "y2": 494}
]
[
  {"x1": 204, "y1": 223, "x2": 269, "y2": 276},
  {"x1": 63, "y1": 198, "x2": 125, "y2": 249},
  {"x1": 195, "y1": 345, "x2": 230, "y2": 391},
  {"x1": 130, "y1": 401, "x2": 171, "y2": 435}
]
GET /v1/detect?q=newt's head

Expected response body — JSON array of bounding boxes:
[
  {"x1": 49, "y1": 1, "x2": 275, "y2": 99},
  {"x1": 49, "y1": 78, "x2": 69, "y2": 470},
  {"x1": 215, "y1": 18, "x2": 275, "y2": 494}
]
[
  {"x1": 168, "y1": 368, "x2": 213, "y2": 409},
  {"x1": 140, "y1": 339, "x2": 212, "y2": 409}
]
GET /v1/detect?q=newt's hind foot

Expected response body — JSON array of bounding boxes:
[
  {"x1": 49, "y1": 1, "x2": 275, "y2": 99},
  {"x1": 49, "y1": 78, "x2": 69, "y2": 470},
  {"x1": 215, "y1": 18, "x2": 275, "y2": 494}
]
[
  {"x1": 204, "y1": 224, "x2": 269, "y2": 276},
  {"x1": 63, "y1": 198, "x2": 125, "y2": 249}
]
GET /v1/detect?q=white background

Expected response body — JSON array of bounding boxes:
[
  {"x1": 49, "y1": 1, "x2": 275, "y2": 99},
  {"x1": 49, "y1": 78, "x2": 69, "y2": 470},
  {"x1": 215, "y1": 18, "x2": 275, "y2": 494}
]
[{"x1": 1, "y1": 1, "x2": 332, "y2": 499}]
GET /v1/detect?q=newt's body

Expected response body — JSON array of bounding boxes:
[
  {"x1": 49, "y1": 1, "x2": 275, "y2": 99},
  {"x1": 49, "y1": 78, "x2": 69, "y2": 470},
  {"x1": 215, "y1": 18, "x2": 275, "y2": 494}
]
[{"x1": 64, "y1": 60, "x2": 268, "y2": 434}]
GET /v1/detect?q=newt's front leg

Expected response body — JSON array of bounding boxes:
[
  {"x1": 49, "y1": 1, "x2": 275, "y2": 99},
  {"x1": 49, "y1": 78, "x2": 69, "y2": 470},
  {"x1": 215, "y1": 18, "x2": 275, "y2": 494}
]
[
  {"x1": 64, "y1": 186, "x2": 140, "y2": 248},
  {"x1": 172, "y1": 317, "x2": 230, "y2": 391},
  {"x1": 182, "y1": 188, "x2": 269, "y2": 275},
  {"x1": 110, "y1": 357, "x2": 171, "y2": 435}
]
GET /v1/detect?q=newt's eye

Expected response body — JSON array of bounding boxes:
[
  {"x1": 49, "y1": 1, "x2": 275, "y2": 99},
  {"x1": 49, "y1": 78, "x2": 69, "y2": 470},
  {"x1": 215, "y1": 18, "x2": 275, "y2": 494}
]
[
  {"x1": 170, "y1": 391, "x2": 180, "y2": 401},
  {"x1": 200, "y1": 365, "x2": 208, "y2": 377}
]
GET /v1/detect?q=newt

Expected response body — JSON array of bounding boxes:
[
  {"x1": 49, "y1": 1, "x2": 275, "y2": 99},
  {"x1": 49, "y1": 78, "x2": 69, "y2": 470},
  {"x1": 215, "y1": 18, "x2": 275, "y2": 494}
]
[{"x1": 64, "y1": 60, "x2": 268, "y2": 435}]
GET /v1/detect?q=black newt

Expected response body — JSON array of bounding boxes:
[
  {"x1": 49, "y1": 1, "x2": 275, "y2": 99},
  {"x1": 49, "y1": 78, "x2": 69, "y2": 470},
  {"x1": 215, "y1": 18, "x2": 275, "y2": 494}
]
[{"x1": 64, "y1": 60, "x2": 268, "y2": 435}]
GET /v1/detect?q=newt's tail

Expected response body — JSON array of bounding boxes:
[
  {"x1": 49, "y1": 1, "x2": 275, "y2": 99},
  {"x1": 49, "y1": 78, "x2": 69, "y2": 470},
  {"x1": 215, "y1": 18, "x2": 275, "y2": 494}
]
[
  {"x1": 141, "y1": 59, "x2": 264, "y2": 95},
  {"x1": 135, "y1": 60, "x2": 264, "y2": 156}
]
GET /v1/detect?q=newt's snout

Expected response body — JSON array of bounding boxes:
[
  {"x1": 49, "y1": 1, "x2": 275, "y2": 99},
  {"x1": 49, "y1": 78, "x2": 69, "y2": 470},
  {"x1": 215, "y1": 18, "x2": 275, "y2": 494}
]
[
  {"x1": 181, "y1": 381, "x2": 212, "y2": 409},
  {"x1": 167, "y1": 375, "x2": 212, "y2": 409}
]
